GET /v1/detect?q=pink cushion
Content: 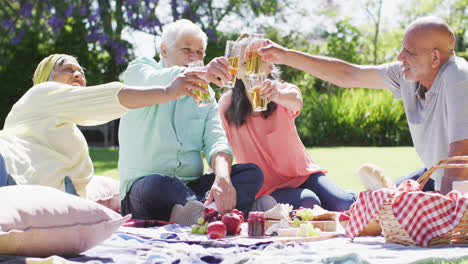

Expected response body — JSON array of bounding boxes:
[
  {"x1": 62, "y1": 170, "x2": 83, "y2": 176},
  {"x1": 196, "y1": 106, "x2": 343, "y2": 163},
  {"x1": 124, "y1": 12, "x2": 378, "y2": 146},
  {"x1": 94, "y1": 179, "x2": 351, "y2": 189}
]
[
  {"x1": 0, "y1": 185, "x2": 130, "y2": 257},
  {"x1": 86, "y1": 175, "x2": 121, "y2": 212}
]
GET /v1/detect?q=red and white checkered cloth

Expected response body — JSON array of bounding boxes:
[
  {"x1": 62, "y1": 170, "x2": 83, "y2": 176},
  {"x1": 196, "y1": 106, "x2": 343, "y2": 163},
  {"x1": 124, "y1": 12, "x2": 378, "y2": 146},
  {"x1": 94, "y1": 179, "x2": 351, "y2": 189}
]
[{"x1": 346, "y1": 180, "x2": 468, "y2": 247}]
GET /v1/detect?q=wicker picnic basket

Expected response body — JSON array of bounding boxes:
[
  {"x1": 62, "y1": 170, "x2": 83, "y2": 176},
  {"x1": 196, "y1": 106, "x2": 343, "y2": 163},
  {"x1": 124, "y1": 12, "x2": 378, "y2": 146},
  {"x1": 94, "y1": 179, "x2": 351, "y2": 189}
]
[{"x1": 377, "y1": 156, "x2": 468, "y2": 246}]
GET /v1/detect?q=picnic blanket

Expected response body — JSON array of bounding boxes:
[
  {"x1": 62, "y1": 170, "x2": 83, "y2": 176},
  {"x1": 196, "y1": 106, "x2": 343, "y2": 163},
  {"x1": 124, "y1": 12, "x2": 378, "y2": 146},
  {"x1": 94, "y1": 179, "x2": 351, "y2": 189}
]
[{"x1": 1, "y1": 223, "x2": 468, "y2": 264}]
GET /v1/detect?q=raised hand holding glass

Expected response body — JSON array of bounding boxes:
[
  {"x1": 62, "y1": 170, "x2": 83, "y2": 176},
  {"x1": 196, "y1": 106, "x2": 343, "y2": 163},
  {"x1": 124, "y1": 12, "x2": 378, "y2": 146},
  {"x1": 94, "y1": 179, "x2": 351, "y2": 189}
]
[
  {"x1": 187, "y1": 61, "x2": 211, "y2": 107},
  {"x1": 248, "y1": 73, "x2": 268, "y2": 112},
  {"x1": 245, "y1": 33, "x2": 264, "y2": 79},
  {"x1": 224, "y1": 40, "x2": 242, "y2": 89}
]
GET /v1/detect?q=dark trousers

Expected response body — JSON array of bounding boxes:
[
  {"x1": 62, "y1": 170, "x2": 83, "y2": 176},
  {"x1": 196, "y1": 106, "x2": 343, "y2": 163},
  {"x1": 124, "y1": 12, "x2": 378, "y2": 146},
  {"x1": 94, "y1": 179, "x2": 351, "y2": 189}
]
[
  {"x1": 269, "y1": 172, "x2": 357, "y2": 211},
  {"x1": 121, "y1": 163, "x2": 263, "y2": 220},
  {"x1": 395, "y1": 167, "x2": 434, "y2": 192}
]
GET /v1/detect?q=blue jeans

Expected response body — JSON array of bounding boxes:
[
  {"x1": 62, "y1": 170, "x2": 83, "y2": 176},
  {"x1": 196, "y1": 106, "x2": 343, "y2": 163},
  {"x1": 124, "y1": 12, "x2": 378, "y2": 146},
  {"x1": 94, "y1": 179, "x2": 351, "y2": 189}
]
[
  {"x1": 121, "y1": 163, "x2": 263, "y2": 220},
  {"x1": 0, "y1": 153, "x2": 15, "y2": 187},
  {"x1": 0, "y1": 153, "x2": 77, "y2": 195},
  {"x1": 395, "y1": 167, "x2": 434, "y2": 192},
  {"x1": 269, "y1": 172, "x2": 357, "y2": 211}
]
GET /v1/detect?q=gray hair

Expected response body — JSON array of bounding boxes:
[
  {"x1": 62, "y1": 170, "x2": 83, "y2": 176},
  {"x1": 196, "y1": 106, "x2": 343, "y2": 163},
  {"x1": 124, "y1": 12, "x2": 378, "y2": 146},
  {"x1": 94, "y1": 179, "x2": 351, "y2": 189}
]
[{"x1": 161, "y1": 19, "x2": 208, "y2": 52}]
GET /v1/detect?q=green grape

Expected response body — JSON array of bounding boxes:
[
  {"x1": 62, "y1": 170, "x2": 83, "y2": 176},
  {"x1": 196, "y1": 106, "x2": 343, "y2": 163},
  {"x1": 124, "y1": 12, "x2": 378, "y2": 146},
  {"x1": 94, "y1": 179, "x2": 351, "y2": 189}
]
[
  {"x1": 304, "y1": 209, "x2": 314, "y2": 221},
  {"x1": 296, "y1": 209, "x2": 305, "y2": 219},
  {"x1": 198, "y1": 217, "x2": 205, "y2": 225},
  {"x1": 198, "y1": 225, "x2": 207, "y2": 234},
  {"x1": 309, "y1": 228, "x2": 322, "y2": 237},
  {"x1": 191, "y1": 224, "x2": 200, "y2": 234},
  {"x1": 293, "y1": 217, "x2": 301, "y2": 227}
]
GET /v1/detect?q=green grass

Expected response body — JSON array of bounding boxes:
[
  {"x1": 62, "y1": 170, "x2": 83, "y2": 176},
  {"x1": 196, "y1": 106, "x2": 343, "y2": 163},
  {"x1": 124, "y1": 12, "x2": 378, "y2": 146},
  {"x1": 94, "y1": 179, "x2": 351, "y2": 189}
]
[
  {"x1": 308, "y1": 146, "x2": 423, "y2": 191},
  {"x1": 89, "y1": 147, "x2": 119, "y2": 180},
  {"x1": 90, "y1": 146, "x2": 423, "y2": 192}
]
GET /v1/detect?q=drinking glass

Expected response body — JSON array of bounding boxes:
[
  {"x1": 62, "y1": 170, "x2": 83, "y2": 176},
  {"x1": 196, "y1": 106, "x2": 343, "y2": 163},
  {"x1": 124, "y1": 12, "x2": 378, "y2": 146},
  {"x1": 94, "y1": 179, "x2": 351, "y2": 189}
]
[
  {"x1": 248, "y1": 73, "x2": 267, "y2": 112},
  {"x1": 245, "y1": 33, "x2": 264, "y2": 79},
  {"x1": 187, "y1": 60, "x2": 211, "y2": 106},
  {"x1": 224, "y1": 40, "x2": 241, "y2": 89}
]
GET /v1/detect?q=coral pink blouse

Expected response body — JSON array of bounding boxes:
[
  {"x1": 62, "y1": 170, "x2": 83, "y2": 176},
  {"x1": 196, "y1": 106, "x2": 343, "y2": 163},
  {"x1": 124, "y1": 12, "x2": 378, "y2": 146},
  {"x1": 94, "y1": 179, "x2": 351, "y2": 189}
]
[{"x1": 219, "y1": 89, "x2": 327, "y2": 198}]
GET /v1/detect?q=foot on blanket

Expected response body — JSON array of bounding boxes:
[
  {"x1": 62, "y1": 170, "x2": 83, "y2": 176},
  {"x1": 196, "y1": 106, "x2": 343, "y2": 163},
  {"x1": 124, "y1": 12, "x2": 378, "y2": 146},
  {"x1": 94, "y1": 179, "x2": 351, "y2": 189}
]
[
  {"x1": 169, "y1": 200, "x2": 205, "y2": 226},
  {"x1": 357, "y1": 163, "x2": 396, "y2": 191}
]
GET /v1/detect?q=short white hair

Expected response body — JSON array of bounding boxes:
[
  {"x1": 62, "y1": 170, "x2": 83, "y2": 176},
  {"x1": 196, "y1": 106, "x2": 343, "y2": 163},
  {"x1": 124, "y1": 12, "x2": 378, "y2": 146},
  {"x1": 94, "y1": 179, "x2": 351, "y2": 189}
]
[{"x1": 161, "y1": 19, "x2": 208, "y2": 51}]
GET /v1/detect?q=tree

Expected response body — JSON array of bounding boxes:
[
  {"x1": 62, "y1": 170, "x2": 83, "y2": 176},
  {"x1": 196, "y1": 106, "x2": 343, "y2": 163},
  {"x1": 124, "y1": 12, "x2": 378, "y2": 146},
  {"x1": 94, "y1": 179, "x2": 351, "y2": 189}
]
[
  {"x1": 0, "y1": 0, "x2": 284, "y2": 127},
  {"x1": 446, "y1": 0, "x2": 468, "y2": 52},
  {"x1": 364, "y1": 0, "x2": 383, "y2": 64}
]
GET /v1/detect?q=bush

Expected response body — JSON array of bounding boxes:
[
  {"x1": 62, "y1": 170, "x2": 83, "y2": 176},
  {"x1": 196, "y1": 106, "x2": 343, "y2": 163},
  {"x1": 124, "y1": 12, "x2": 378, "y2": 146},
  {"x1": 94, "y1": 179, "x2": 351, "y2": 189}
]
[{"x1": 295, "y1": 84, "x2": 412, "y2": 147}]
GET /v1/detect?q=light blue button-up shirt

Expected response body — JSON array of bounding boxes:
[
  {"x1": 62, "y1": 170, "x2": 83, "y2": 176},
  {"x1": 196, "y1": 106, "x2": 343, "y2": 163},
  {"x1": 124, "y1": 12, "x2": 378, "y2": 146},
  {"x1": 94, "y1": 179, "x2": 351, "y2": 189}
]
[{"x1": 118, "y1": 57, "x2": 233, "y2": 200}]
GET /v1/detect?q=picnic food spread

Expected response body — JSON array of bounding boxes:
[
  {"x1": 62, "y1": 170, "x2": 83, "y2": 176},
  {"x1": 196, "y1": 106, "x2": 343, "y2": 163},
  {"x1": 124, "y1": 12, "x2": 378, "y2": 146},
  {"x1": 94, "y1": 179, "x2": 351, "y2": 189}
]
[
  {"x1": 264, "y1": 204, "x2": 340, "y2": 236},
  {"x1": 191, "y1": 208, "x2": 244, "y2": 235},
  {"x1": 189, "y1": 203, "x2": 343, "y2": 240}
]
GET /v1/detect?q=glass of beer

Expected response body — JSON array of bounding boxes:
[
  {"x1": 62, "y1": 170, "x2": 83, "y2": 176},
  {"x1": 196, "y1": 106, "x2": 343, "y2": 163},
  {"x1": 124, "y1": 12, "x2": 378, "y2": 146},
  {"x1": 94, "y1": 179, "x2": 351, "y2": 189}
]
[
  {"x1": 245, "y1": 33, "x2": 264, "y2": 79},
  {"x1": 187, "y1": 60, "x2": 211, "y2": 106},
  {"x1": 224, "y1": 40, "x2": 241, "y2": 89},
  {"x1": 248, "y1": 73, "x2": 267, "y2": 112}
]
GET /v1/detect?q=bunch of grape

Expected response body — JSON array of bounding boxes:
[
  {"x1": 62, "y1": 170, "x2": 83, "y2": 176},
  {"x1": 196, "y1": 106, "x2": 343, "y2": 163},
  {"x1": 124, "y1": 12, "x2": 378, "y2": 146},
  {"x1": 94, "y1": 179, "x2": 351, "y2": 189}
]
[
  {"x1": 299, "y1": 222, "x2": 322, "y2": 237},
  {"x1": 191, "y1": 208, "x2": 220, "y2": 234},
  {"x1": 191, "y1": 208, "x2": 245, "y2": 234},
  {"x1": 191, "y1": 217, "x2": 208, "y2": 234},
  {"x1": 203, "y1": 207, "x2": 221, "y2": 222},
  {"x1": 291, "y1": 207, "x2": 314, "y2": 227}
]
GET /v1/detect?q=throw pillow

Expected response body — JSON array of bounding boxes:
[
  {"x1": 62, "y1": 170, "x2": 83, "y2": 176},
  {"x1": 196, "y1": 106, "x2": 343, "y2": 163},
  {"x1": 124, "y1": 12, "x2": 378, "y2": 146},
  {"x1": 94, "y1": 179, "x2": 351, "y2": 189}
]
[{"x1": 0, "y1": 185, "x2": 130, "y2": 257}]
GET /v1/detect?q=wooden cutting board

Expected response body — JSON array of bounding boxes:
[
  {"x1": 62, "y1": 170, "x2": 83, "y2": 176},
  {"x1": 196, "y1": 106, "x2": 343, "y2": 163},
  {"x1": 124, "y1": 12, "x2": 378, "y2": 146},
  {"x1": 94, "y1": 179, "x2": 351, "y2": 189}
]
[
  {"x1": 265, "y1": 220, "x2": 344, "y2": 232},
  {"x1": 222, "y1": 233, "x2": 339, "y2": 245}
]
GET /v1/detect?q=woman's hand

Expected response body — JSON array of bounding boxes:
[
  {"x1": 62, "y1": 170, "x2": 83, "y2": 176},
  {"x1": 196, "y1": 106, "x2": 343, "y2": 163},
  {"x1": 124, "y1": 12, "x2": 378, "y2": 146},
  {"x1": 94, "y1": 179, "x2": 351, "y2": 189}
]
[
  {"x1": 166, "y1": 70, "x2": 209, "y2": 101},
  {"x1": 118, "y1": 70, "x2": 209, "y2": 109},
  {"x1": 260, "y1": 79, "x2": 281, "y2": 103},
  {"x1": 261, "y1": 81, "x2": 303, "y2": 113}
]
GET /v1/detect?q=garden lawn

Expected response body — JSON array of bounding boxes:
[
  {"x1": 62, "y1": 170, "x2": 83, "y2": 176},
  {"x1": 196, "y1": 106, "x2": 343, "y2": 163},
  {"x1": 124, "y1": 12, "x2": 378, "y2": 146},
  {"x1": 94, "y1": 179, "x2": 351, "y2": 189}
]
[{"x1": 90, "y1": 146, "x2": 422, "y2": 192}]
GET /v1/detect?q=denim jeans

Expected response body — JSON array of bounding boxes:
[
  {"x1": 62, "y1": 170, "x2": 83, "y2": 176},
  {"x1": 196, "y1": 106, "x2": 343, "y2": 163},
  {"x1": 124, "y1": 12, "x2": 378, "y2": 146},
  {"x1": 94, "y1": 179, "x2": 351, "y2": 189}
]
[
  {"x1": 0, "y1": 153, "x2": 15, "y2": 187},
  {"x1": 395, "y1": 167, "x2": 434, "y2": 192},
  {"x1": 269, "y1": 172, "x2": 357, "y2": 211},
  {"x1": 121, "y1": 163, "x2": 263, "y2": 220}
]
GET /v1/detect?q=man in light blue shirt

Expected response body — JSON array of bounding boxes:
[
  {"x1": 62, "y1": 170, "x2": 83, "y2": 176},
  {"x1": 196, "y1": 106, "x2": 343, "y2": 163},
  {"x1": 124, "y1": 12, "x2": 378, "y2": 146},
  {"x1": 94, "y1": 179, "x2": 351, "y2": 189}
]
[{"x1": 118, "y1": 19, "x2": 263, "y2": 224}]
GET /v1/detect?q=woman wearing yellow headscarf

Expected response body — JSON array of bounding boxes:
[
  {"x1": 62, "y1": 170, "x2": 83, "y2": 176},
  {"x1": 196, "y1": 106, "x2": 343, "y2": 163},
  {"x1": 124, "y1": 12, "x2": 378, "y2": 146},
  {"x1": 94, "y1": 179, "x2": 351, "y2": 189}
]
[{"x1": 0, "y1": 54, "x2": 226, "y2": 202}]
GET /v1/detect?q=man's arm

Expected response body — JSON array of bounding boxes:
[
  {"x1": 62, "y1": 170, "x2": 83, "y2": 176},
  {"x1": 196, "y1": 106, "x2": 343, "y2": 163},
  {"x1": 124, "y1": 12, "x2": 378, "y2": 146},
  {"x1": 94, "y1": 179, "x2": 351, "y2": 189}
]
[
  {"x1": 258, "y1": 40, "x2": 387, "y2": 90},
  {"x1": 118, "y1": 56, "x2": 230, "y2": 109},
  {"x1": 440, "y1": 139, "x2": 468, "y2": 194},
  {"x1": 205, "y1": 152, "x2": 236, "y2": 214}
]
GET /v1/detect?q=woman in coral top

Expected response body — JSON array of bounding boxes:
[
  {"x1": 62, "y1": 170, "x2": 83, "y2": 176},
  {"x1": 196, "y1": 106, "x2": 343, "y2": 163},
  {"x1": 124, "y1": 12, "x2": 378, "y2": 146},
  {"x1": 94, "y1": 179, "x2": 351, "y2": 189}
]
[{"x1": 219, "y1": 44, "x2": 357, "y2": 211}]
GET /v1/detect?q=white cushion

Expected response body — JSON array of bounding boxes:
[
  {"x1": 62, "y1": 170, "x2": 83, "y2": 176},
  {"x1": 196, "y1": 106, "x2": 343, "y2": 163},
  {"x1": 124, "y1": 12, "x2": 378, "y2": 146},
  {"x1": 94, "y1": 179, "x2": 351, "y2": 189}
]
[{"x1": 0, "y1": 185, "x2": 130, "y2": 257}]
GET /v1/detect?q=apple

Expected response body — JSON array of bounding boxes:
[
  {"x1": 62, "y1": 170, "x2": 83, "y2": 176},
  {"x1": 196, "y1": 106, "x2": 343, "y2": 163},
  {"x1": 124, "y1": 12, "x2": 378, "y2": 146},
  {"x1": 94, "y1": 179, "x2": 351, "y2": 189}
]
[
  {"x1": 207, "y1": 221, "x2": 227, "y2": 239},
  {"x1": 231, "y1": 209, "x2": 245, "y2": 222},
  {"x1": 222, "y1": 213, "x2": 242, "y2": 235}
]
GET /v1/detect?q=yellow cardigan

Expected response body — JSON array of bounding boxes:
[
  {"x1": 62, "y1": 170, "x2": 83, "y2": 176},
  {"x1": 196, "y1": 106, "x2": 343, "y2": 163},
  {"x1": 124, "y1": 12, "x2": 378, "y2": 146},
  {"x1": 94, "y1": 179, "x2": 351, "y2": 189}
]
[{"x1": 0, "y1": 81, "x2": 127, "y2": 196}]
